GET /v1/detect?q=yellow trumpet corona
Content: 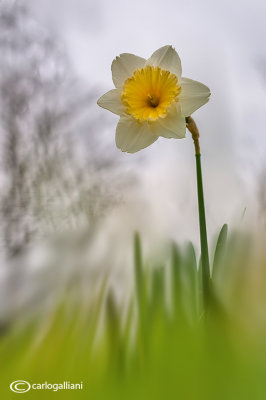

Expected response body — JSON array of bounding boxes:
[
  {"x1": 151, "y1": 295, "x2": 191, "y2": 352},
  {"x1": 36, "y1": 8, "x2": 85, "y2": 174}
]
[{"x1": 121, "y1": 66, "x2": 181, "y2": 122}]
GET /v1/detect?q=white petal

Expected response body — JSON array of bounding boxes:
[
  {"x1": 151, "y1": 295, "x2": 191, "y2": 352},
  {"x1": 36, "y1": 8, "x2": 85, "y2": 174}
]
[
  {"x1": 111, "y1": 53, "x2": 146, "y2": 88},
  {"x1": 145, "y1": 45, "x2": 182, "y2": 78},
  {"x1": 179, "y1": 77, "x2": 210, "y2": 117},
  {"x1": 97, "y1": 89, "x2": 125, "y2": 115},
  {"x1": 151, "y1": 103, "x2": 186, "y2": 139},
  {"x1": 116, "y1": 116, "x2": 158, "y2": 153}
]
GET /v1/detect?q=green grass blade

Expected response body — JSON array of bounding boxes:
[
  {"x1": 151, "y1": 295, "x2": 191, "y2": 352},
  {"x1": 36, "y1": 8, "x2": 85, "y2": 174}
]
[{"x1": 212, "y1": 224, "x2": 228, "y2": 281}]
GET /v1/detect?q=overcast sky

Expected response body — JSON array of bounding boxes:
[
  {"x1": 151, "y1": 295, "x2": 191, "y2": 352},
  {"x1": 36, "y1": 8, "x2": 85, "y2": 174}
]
[{"x1": 27, "y1": 0, "x2": 266, "y2": 244}]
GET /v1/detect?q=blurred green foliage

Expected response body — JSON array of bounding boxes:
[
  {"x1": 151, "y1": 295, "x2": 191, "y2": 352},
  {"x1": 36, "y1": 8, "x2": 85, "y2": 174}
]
[{"x1": 1, "y1": 226, "x2": 266, "y2": 399}]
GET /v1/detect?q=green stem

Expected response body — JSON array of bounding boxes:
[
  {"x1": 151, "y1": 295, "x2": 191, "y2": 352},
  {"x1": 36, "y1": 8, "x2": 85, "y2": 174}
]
[
  {"x1": 195, "y1": 153, "x2": 210, "y2": 307},
  {"x1": 186, "y1": 117, "x2": 210, "y2": 312}
]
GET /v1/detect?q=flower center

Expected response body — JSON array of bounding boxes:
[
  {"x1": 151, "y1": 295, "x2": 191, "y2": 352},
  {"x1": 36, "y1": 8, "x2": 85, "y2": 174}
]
[
  {"x1": 121, "y1": 66, "x2": 181, "y2": 122},
  {"x1": 147, "y1": 94, "x2": 160, "y2": 108}
]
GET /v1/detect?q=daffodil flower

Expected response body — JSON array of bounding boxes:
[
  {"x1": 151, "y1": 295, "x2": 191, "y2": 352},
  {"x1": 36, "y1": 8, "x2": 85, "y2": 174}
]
[{"x1": 97, "y1": 45, "x2": 210, "y2": 153}]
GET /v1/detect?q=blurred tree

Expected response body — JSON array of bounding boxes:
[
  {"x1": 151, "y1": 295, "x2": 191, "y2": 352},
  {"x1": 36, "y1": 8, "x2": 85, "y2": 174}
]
[{"x1": 0, "y1": 0, "x2": 120, "y2": 259}]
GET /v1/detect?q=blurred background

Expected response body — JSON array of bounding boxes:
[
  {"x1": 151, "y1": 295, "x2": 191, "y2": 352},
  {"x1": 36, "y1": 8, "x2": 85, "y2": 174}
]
[{"x1": 0, "y1": 0, "x2": 265, "y2": 329}]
